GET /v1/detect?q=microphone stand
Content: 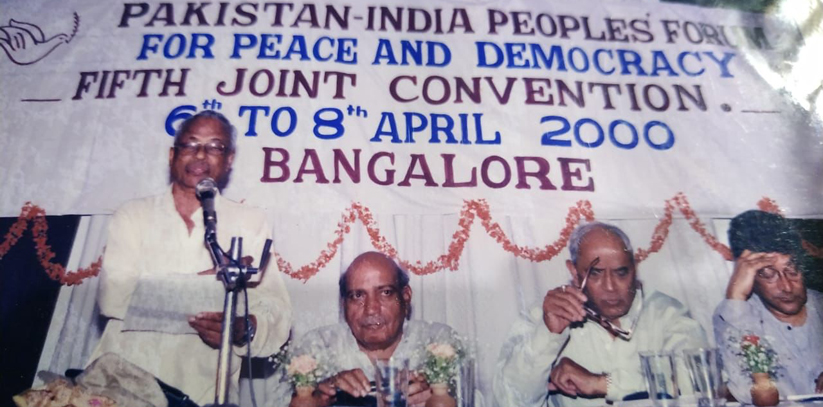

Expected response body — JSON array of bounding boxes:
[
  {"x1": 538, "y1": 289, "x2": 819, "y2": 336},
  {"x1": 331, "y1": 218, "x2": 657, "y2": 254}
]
[{"x1": 205, "y1": 226, "x2": 272, "y2": 405}]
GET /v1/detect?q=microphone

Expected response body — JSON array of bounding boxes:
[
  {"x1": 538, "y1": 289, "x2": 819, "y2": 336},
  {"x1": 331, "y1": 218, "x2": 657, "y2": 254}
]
[
  {"x1": 196, "y1": 178, "x2": 218, "y2": 235},
  {"x1": 196, "y1": 178, "x2": 223, "y2": 265}
]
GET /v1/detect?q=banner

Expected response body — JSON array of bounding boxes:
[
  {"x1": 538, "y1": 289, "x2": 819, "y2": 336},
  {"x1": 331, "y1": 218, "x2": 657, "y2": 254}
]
[
  {"x1": 2, "y1": 0, "x2": 821, "y2": 218},
  {"x1": 4, "y1": 1, "x2": 823, "y2": 404}
]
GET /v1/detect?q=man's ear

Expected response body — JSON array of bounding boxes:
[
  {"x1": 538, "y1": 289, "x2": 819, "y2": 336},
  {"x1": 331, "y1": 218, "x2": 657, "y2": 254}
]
[
  {"x1": 566, "y1": 259, "x2": 580, "y2": 286},
  {"x1": 226, "y1": 152, "x2": 235, "y2": 168},
  {"x1": 402, "y1": 285, "x2": 412, "y2": 304},
  {"x1": 169, "y1": 147, "x2": 175, "y2": 167},
  {"x1": 401, "y1": 285, "x2": 413, "y2": 320},
  {"x1": 341, "y1": 298, "x2": 349, "y2": 324}
]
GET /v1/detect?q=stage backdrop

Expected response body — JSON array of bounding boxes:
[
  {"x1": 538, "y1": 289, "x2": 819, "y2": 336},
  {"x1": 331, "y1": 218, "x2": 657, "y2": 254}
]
[
  {"x1": 2, "y1": 0, "x2": 822, "y2": 405},
  {"x1": 2, "y1": 0, "x2": 822, "y2": 218}
]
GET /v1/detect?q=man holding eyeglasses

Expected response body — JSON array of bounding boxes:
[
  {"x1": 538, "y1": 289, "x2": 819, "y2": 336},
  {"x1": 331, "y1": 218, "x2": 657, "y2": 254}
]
[
  {"x1": 714, "y1": 210, "x2": 823, "y2": 401},
  {"x1": 89, "y1": 110, "x2": 292, "y2": 404},
  {"x1": 494, "y1": 222, "x2": 708, "y2": 407}
]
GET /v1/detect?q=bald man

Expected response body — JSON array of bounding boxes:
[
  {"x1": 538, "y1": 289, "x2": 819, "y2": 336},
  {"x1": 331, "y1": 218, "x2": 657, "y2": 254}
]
[
  {"x1": 267, "y1": 252, "x2": 464, "y2": 407},
  {"x1": 494, "y1": 222, "x2": 707, "y2": 407}
]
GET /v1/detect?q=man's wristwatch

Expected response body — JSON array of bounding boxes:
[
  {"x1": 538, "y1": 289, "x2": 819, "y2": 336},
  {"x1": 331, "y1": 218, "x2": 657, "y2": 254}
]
[{"x1": 602, "y1": 372, "x2": 613, "y2": 396}]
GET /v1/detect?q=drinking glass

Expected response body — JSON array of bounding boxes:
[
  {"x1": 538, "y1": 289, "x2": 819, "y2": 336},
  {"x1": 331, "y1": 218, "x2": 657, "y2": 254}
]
[
  {"x1": 640, "y1": 351, "x2": 679, "y2": 407},
  {"x1": 375, "y1": 358, "x2": 409, "y2": 407},
  {"x1": 681, "y1": 348, "x2": 725, "y2": 407}
]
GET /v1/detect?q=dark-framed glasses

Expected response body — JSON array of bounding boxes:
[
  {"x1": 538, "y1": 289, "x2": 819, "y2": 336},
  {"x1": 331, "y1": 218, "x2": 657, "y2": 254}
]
[
  {"x1": 174, "y1": 141, "x2": 227, "y2": 156},
  {"x1": 756, "y1": 265, "x2": 803, "y2": 283},
  {"x1": 578, "y1": 257, "x2": 643, "y2": 340}
]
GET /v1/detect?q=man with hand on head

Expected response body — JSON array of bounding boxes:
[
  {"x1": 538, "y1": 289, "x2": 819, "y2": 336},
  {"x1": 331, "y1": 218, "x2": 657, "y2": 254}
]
[
  {"x1": 90, "y1": 110, "x2": 292, "y2": 404},
  {"x1": 494, "y1": 222, "x2": 708, "y2": 407},
  {"x1": 268, "y1": 251, "x2": 464, "y2": 407},
  {"x1": 714, "y1": 210, "x2": 823, "y2": 401}
]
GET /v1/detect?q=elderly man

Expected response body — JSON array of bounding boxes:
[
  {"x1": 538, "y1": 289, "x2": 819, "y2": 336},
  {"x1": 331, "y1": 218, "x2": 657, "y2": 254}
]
[
  {"x1": 89, "y1": 110, "x2": 292, "y2": 404},
  {"x1": 714, "y1": 210, "x2": 823, "y2": 400},
  {"x1": 494, "y1": 222, "x2": 708, "y2": 407},
  {"x1": 269, "y1": 251, "x2": 463, "y2": 407}
]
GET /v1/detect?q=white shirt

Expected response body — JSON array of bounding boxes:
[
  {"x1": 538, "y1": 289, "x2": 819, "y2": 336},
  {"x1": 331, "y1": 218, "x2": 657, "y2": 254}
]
[
  {"x1": 89, "y1": 188, "x2": 292, "y2": 405},
  {"x1": 713, "y1": 290, "x2": 823, "y2": 403},
  {"x1": 266, "y1": 320, "x2": 463, "y2": 407},
  {"x1": 494, "y1": 289, "x2": 708, "y2": 407}
]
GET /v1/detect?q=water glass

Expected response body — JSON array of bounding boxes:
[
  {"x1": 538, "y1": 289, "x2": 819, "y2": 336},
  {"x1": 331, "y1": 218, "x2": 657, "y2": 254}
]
[
  {"x1": 640, "y1": 351, "x2": 679, "y2": 407},
  {"x1": 453, "y1": 358, "x2": 475, "y2": 407},
  {"x1": 681, "y1": 348, "x2": 725, "y2": 407},
  {"x1": 375, "y1": 358, "x2": 409, "y2": 407}
]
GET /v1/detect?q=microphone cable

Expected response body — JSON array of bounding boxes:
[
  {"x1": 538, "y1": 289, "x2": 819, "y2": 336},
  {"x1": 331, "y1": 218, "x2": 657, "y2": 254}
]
[{"x1": 243, "y1": 285, "x2": 259, "y2": 407}]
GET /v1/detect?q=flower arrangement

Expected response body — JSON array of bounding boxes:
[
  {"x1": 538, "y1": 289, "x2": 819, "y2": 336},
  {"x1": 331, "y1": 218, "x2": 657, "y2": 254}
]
[
  {"x1": 422, "y1": 343, "x2": 461, "y2": 385},
  {"x1": 269, "y1": 352, "x2": 323, "y2": 389},
  {"x1": 736, "y1": 333, "x2": 779, "y2": 375},
  {"x1": 285, "y1": 354, "x2": 323, "y2": 388}
]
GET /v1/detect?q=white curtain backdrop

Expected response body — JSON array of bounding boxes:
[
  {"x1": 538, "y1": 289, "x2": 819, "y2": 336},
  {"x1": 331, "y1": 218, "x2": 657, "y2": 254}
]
[{"x1": 37, "y1": 212, "x2": 736, "y2": 406}]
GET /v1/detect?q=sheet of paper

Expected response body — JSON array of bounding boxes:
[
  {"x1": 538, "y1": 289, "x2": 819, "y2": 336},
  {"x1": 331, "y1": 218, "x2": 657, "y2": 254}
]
[{"x1": 123, "y1": 274, "x2": 227, "y2": 335}]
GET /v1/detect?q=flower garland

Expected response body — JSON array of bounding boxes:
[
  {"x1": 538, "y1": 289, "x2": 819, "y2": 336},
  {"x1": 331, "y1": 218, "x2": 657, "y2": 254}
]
[
  {"x1": 472, "y1": 199, "x2": 595, "y2": 263},
  {"x1": 0, "y1": 202, "x2": 102, "y2": 285},
  {"x1": 274, "y1": 203, "x2": 358, "y2": 282},
  {"x1": 672, "y1": 193, "x2": 734, "y2": 261},
  {"x1": 757, "y1": 197, "x2": 784, "y2": 216},
  {"x1": 634, "y1": 199, "x2": 676, "y2": 263},
  {"x1": 3, "y1": 195, "x2": 820, "y2": 284},
  {"x1": 276, "y1": 199, "x2": 594, "y2": 281}
]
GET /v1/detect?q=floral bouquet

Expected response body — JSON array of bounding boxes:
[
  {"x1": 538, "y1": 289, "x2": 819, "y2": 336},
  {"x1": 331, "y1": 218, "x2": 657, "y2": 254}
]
[
  {"x1": 735, "y1": 333, "x2": 779, "y2": 375},
  {"x1": 285, "y1": 354, "x2": 323, "y2": 389},
  {"x1": 422, "y1": 343, "x2": 461, "y2": 385}
]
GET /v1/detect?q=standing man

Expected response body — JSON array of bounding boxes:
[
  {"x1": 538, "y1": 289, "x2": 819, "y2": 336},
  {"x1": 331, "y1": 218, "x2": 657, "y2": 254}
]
[
  {"x1": 90, "y1": 111, "x2": 292, "y2": 404},
  {"x1": 715, "y1": 210, "x2": 823, "y2": 401},
  {"x1": 494, "y1": 222, "x2": 707, "y2": 407}
]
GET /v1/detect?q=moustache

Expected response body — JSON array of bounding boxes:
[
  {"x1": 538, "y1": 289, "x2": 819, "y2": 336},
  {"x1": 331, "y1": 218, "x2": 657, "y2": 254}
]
[
  {"x1": 774, "y1": 295, "x2": 800, "y2": 303},
  {"x1": 185, "y1": 160, "x2": 210, "y2": 173},
  {"x1": 590, "y1": 297, "x2": 626, "y2": 305},
  {"x1": 360, "y1": 316, "x2": 388, "y2": 327}
]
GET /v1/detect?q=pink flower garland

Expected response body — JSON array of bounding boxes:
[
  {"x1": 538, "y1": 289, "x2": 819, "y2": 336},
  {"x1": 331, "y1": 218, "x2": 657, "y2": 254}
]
[
  {"x1": 0, "y1": 202, "x2": 102, "y2": 285},
  {"x1": 757, "y1": 197, "x2": 784, "y2": 215},
  {"x1": 673, "y1": 193, "x2": 734, "y2": 261},
  {"x1": 633, "y1": 194, "x2": 736, "y2": 262},
  {"x1": 3, "y1": 196, "x2": 820, "y2": 284},
  {"x1": 275, "y1": 199, "x2": 595, "y2": 280},
  {"x1": 756, "y1": 196, "x2": 822, "y2": 258},
  {"x1": 635, "y1": 199, "x2": 676, "y2": 263}
]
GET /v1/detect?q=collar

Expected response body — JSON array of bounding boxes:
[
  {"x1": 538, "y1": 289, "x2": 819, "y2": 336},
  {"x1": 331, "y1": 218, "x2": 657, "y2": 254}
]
[
  {"x1": 616, "y1": 285, "x2": 646, "y2": 333},
  {"x1": 344, "y1": 320, "x2": 410, "y2": 356},
  {"x1": 163, "y1": 184, "x2": 223, "y2": 225}
]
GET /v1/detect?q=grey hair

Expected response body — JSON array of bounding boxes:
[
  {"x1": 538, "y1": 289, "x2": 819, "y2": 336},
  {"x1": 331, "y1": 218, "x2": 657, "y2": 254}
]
[
  {"x1": 173, "y1": 110, "x2": 237, "y2": 153},
  {"x1": 568, "y1": 222, "x2": 634, "y2": 266}
]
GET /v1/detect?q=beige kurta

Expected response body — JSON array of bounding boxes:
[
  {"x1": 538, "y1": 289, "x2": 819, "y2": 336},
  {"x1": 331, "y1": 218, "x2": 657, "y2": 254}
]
[
  {"x1": 494, "y1": 290, "x2": 708, "y2": 407},
  {"x1": 89, "y1": 188, "x2": 292, "y2": 404}
]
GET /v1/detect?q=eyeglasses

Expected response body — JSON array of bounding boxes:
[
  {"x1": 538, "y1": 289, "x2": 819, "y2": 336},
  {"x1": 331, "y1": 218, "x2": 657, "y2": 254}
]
[
  {"x1": 756, "y1": 265, "x2": 803, "y2": 283},
  {"x1": 174, "y1": 141, "x2": 228, "y2": 156},
  {"x1": 578, "y1": 257, "x2": 643, "y2": 340}
]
